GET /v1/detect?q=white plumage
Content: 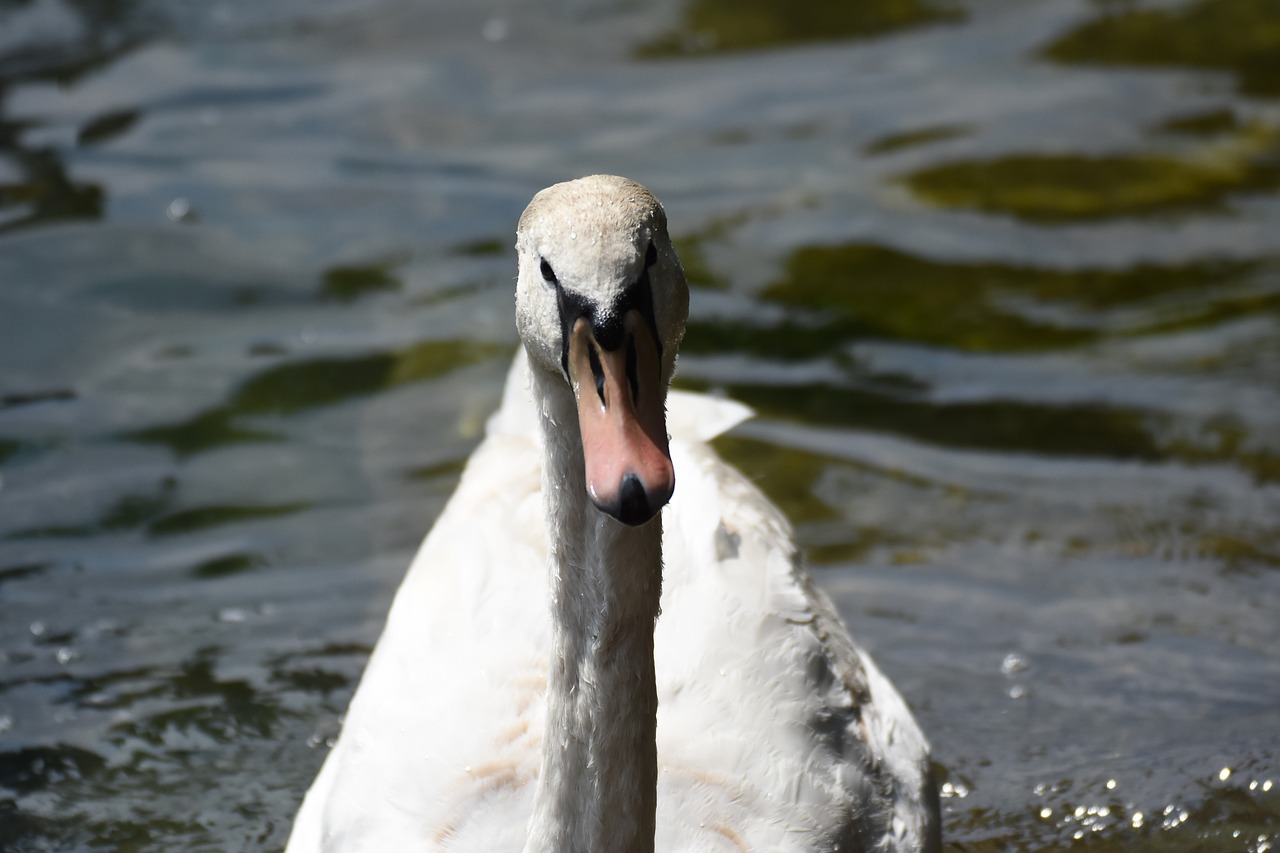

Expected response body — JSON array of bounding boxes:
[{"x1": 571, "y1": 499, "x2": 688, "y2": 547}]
[{"x1": 287, "y1": 176, "x2": 940, "y2": 852}]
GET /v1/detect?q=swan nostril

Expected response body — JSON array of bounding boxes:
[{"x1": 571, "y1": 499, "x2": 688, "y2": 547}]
[
  {"x1": 617, "y1": 473, "x2": 651, "y2": 526},
  {"x1": 587, "y1": 342, "x2": 606, "y2": 405},
  {"x1": 625, "y1": 334, "x2": 639, "y2": 405}
]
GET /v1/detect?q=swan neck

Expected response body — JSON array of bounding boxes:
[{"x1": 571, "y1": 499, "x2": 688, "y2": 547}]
[{"x1": 524, "y1": 365, "x2": 662, "y2": 853}]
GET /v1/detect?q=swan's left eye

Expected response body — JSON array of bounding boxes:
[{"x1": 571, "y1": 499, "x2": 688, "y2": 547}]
[
  {"x1": 540, "y1": 258, "x2": 558, "y2": 285},
  {"x1": 645, "y1": 242, "x2": 658, "y2": 268}
]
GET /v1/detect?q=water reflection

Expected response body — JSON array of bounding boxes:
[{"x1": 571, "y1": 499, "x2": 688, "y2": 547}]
[{"x1": 0, "y1": 0, "x2": 154, "y2": 232}]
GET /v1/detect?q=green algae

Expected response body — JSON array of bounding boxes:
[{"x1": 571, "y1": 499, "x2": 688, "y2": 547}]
[
  {"x1": 682, "y1": 316, "x2": 859, "y2": 361},
  {"x1": 220, "y1": 337, "x2": 503, "y2": 415},
  {"x1": 0, "y1": 438, "x2": 21, "y2": 465},
  {"x1": 1156, "y1": 109, "x2": 1241, "y2": 137},
  {"x1": 1042, "y1": 0, "x2": 1280, "y2": 98},
  {"x1": 97, "y1": 486, "x2": 177, "y2": 531},
  {"x1": 148, "y1": 503, "x2": 310, "y2": 536},
  {"x1": 863, "y1": 124, "x2": 970, "y2": 156},
  {"x1": 5, "y1": 480, "x2": 176, "y2": 540},
  {"x1": 638, "y1": 0, "x2": 962, "y2": 57},
  {"x1": 319, "y1": 261, "x2": 402, "y2": 302},
  {"x1": 767, "y1": 243, "x2": 1092, "y2": 352},
  {"x1": 0, "y1": 150, "x2": 104, "y2": 233},
  {"x1": 190, "y1": 552, "x2": 263, "y2": 579},
  {"x1": 674, "y1": 236, "x2": 730, "y2": 291},
  {"x1": 710, "y1": 375, "x2": 1280, "y2": 483},
  {"x1": 451, "y1": 237, "x2": 507, "y2": 257},
  {"x1": 406, "y1": 456, "x2": 467, "y2": 481},
  {"x1": 723, "y1": 381, "x2": 1165, "y2": 461},
  {"x1": 128, "y1": 339, "x2": 507, "y2": 455},
  {"x1": 903, "y1": 149, "x2": 1280, "y2": 221},
  {"x1": 128, "y1": 407, "x2": 280, "y2": 456},
  {"x1": 711, "y1": 434, "x2": 839, "y2": 523},
  {"x1": 76, "y1": 108, "x2": 141, "y2": 147},
  {"x1": 763, "y1": 242, "x2": 1264, "y2": 353},
  {"x1": 231, "y1": 352, "x2": 400, "y2": 415}
]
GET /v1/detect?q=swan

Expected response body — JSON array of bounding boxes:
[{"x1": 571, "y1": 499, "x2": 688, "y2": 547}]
[{"x1": 286, "y1": 175, "x2": 941, "y2": 852}]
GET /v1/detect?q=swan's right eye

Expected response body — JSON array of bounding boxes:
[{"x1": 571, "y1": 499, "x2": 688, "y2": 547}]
[{"x1": 540, "y1": 259, "x2": 558, "y2": 285}]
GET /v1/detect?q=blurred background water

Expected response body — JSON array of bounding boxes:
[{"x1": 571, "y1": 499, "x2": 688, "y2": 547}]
[{"x1": 1, "y1": 0, "x2": 1279, "y2": 849}]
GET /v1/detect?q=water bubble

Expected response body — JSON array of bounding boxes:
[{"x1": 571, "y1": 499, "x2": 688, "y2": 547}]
[
  {"x1": 1220, "y1": 767, "x2": 1232, "y2": 781},
  {"x1": 166, "y1": 197, "x2": 197, "y2": 224},
  {"x1": 1039, "y1": 807, "x2": 1052, "y2": 819},
  {"x1": 55, "y1": 646, "x2": 78, "y2": 664},
  {"x1": 217, "y1": 607, "x2": 248, "y2": 623},
  {"x1": 1264, "y1": 780, "x2": 1273, "y2": 792},
  {"x1": 1008, "y1": 684, "x2": 1027, "y2": 699},
  {"x1": 1000, "y1": 652, "x2": 1028, "y2": 675},
  {"x1": 1106, "y1": 778, "x2": 1117, "y2": 790},
  {"x1": 29, "y1": 621, "x2": 45, "y2": 637},
  {"x1": 1132, "y1": 811, "x2": 1144, "y2": 827}
]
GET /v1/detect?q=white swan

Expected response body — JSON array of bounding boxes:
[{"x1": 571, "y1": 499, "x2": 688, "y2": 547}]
[{"x1": 286, "y1": 175, "x2": 941, "y2": 852}]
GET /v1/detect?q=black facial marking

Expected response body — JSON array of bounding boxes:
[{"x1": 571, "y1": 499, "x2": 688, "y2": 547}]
[{"x1": 552, "y1": 254, "x2": 663, "y2": 383}]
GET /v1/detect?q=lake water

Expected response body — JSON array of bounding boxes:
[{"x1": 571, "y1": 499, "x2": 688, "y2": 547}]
[{"x1": 1, "y1": 0, "x2": 1278, "y2": 849}]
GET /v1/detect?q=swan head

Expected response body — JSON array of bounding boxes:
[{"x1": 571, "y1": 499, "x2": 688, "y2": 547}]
[{"x1": 515, "y1": 175, "x2": 689, "y2": 527}]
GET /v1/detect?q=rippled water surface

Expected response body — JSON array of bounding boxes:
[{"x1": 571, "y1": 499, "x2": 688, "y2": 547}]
[{"x1": 2, "y1": 0, "x2": 1279, "y2": 849}]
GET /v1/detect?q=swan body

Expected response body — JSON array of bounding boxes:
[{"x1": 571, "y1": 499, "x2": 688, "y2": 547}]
[{"x1": 287, "y1": 176, "x2": 940, "y2": 852}]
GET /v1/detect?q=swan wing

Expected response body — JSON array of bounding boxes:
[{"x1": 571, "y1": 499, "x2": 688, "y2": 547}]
[{"x1": 652, "y1": 426, "x2": 939, "y2": 851}]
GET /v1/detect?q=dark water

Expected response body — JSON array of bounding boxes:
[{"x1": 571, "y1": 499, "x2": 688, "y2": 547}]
[{"x1": 2, "y1": 0, "x2": 1279, "y2": 849}]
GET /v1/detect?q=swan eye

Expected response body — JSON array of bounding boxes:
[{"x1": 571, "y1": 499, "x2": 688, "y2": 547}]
[
  {"x1": 645, "y1": 242, "x2": 658, "y2": 268},
  {"x1": 540, "y1": 258, "x2": 558, "y2": 285}
]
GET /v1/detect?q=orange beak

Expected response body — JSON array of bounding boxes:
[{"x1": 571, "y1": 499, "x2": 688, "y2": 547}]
[{"x1": 567, "y1": 313, "x2": 673, "y2": 526}]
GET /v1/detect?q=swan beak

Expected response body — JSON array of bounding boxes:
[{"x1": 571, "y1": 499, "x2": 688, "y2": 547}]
[{"x1": 568, "y1": 313, "x2": 674, "y2": 526}]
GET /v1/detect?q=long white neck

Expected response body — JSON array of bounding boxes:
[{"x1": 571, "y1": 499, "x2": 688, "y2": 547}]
[{"x1": 523, "y1": 364, "x2": 663, "y2": 853}]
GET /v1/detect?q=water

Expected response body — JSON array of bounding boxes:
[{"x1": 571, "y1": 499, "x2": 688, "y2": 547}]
[{"x1": 2, "y1": 0, "x2": 1279, "y2": 849}]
